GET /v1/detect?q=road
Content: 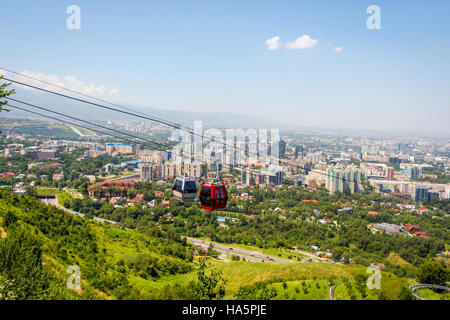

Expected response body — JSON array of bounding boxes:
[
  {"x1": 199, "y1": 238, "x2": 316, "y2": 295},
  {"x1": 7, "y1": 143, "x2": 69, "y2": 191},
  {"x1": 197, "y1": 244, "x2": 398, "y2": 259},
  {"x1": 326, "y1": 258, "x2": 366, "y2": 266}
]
[
  {"x1": 184, "y1": 237, "x2": 292, "y2": 263},
  {"x1": 292, "y1": 248, "x2": 342, "y2": 265},
  {"x1": 40, "y1": 196, "x2": 118, "y2": 226},
  {"x1": 329, "y1": 281, "x2": 343, "y2": 300},
  {"x1": 39, "y1": 195, "x2": 340, "y2": 265},
  {"x1": 110, "y1": 174, "x2": 140, "y2": 182},
  {"x1": 409, "y1": 284, "x2": 450, "y2": 300}
]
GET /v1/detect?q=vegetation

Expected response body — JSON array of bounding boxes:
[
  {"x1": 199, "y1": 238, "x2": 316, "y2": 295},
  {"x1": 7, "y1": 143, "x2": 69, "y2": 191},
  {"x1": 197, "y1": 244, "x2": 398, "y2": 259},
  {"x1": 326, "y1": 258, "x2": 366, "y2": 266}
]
[
  {"x1": 0, "y1": 141, "x2": 448, "y2": 300},
  {"x1": 0, "y1": 75, "x2": 15, "y2": 134},
  {"x1": 416, "y1": 261, "x2": 450, "y2": 285}
]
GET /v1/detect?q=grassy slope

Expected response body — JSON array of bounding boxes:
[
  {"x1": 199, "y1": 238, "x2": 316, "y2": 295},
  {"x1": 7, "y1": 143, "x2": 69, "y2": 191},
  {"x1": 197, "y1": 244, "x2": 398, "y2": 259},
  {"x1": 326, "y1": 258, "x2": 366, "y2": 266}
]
[
  {"x1": 415, "y1": 288, "x2": 450, "y2": 300},
  {"x1": 386, "y1": 252, "x2": 412, "y2": 266},
  {"x1": 0, "y1": 194, "x2": 430, "y2": 300},
  {"x1": 0, "y1": 195, "x2": 193, "y2": 299}
]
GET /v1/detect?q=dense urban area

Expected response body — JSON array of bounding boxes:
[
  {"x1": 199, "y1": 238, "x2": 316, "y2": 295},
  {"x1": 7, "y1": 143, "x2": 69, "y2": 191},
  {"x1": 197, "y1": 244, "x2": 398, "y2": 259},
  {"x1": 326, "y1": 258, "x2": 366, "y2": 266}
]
[{"x1": 0, "y1": 116, "x2": 448, "y2": 300}]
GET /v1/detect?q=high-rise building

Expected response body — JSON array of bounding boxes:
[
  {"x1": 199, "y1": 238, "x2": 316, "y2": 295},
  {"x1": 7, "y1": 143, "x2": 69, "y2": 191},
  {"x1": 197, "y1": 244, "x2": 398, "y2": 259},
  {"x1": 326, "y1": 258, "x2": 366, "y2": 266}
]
[
  {"x1": 386, "y1": 167, "x2": 394, "y2": 181},
  {"x1": 306, "y1": 152, "x2": 322, "y2": 164},
  {"x1": 408, "y1": 166, "x2": 420, "y2": 179},
  {"x1": 294, "y1": 145, "x2": 303, "y2": 158},
  {"x1": 415, "y1": 186, "x2": 429, "y2": 202},
  {"x1": 279, "y1": 140, "x2": 286, "y2": 159},
  {"x1": 326, "y1": 165, "x2": 363, "y2": 194},
  {"x1": 106, "y1": 143, "x2": 136, "y2": 155},
  {"x1": 292, "y1": 174, "x2": 306, "y2": 187},
  {"x1": 241, "y1": 169, "x2": 247, "y2": 185},
  {"x1": 26, "y1": 149, "x2": 58, "y2": 160},
  {"x1": 276, "y1": 171, "x2": 283, "y2": 185},
  {"x1": 427, "y1": 190, "x2": 440, "y2": 201},
  {"x1": 389, "y1": 157, "x2": 402, "y2": 165},
  {"x1": 140, "y1": 163, "x2": 153, "y2": 181}
]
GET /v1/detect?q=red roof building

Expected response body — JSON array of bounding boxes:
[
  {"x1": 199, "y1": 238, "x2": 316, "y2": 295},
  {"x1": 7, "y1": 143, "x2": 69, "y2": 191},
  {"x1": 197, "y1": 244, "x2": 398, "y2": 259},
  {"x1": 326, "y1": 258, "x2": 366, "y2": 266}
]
[
  {"x1": 42, "y1": 162, "x2": 62, "y2": 168},
  {"x1": 88, "y1": 181, "x2": 135, "y2": 197},
  {"x1": 0, "y1": 172, "x2": 15, "y2": 178},
  {"x1": 415, "y1": 232, "x2": 429, "y2": 239},
  {"x1": 404, "y1": 224, "x2": 420, "y2": 232}
]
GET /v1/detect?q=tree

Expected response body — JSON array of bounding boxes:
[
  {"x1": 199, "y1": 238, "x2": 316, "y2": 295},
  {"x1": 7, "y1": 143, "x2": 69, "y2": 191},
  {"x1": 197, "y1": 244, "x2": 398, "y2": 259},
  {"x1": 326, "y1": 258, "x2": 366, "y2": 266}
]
[
  {"x1": 0, "y1": 229, "x2": 53, "y2": 299},
  {"x1": 193, "y1": 259, "x2": 226, "y2": 300},
  {"x1": 0, "y1": 75, "x2": 15, "y2": 113},
  {"x1": 2, "y1": 211, "x2": 18, "y2": 227},
  {"x1": 354, "y1": 273, "x2": 368, "y2": 298},
  {"x1": 416, "y1": 261, "x2": 449, "y2": 285},
  {"x1": 25, "y1": 188, "x2": 37, "y2": 197},
  {"x1": 398, "y1": 284, "x2": 413, "y2": 300}
]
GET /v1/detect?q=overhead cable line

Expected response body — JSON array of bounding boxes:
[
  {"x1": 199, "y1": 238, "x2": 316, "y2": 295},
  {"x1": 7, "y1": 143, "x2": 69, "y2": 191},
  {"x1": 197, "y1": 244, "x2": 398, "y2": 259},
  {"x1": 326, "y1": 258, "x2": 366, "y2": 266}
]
[
  {"x1": 6, "y1": 103, "x2": 163, "y2": 148},
  {"x1": 0, "y1": 67, "x2": 180, "y2": 127},
  {"x1": 2, "y1": 77, "x2": 319, "y2": 170},
  {"x1": 1, "y1": 74, "x2": 411, "y2": 201},
  {"x1": 8, "y1": 97, "x2": 170, "y2": 151}
]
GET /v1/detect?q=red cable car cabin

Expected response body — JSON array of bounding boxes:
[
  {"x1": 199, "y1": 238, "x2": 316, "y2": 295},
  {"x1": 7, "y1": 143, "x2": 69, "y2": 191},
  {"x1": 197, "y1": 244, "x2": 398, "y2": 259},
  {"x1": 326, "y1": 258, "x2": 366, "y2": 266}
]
[{"x1": 199, "y1": 181, "x2": 228, "y2": 211}]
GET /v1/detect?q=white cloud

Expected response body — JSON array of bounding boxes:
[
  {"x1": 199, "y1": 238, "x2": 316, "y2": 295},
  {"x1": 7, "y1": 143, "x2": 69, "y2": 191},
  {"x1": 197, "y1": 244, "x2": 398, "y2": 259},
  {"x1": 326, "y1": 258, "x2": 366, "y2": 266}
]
[
  {"x1": 286, "y1": 35, "x2": 318, "y2": 49},
  {"x1": 332, "y1": 47, "x2": 343, "y2": 53},
  {"x1": 265, "y1": 36, "x2": 281, "y2": 50},
  {"x1": 0, "y1": 69, "x2": 119, "y2": 97}
]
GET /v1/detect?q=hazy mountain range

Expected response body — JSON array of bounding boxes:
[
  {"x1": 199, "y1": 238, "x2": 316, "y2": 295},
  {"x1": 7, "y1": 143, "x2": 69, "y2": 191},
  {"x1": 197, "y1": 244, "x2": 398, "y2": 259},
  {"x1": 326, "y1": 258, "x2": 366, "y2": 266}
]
[{"x1": 5, "y1": 91, "x2": 283, "y2": 129}]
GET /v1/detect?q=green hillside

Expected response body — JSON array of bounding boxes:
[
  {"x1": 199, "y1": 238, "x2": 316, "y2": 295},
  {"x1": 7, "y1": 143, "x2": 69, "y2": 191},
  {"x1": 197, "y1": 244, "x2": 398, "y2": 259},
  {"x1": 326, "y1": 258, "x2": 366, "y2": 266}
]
[
  {"x1": 0, "y1": 190, "x2": 446, "y2": 300},
  {"x1": 0, "y1": 190, "x2": 194, "y2": 299}
]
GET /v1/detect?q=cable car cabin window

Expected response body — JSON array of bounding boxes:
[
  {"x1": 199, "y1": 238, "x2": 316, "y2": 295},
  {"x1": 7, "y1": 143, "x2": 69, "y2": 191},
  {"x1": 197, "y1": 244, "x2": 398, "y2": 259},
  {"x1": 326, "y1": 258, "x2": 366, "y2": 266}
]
[
  {"x1": 173, "y1": 179, "x2": 183, "y2": 192},
  {"x1": 200, "y1": 186, "x2": 212, "y2": 207},
  {"x1": 184, "y1": 181, "x2": 197, "y2": 194}
]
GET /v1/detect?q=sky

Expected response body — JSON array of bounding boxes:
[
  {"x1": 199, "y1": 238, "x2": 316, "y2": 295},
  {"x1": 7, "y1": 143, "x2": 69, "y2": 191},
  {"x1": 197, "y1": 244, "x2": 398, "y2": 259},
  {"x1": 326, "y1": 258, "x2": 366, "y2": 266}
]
[{"x1": 0, "y1": 0, "x2": 449, "y2": 135}]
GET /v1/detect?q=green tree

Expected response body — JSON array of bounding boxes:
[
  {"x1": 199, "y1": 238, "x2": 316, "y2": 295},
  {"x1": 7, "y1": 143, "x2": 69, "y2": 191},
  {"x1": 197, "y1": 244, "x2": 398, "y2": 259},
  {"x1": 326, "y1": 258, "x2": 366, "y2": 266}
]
[
  {"x1": 0, "y1": 75, "x2": 15, "y2": 114},
  {"x1": 417, "y1": 261, "x2": 449, "y2": 285},
  {"x1": 2, "y1": 210, "x2": 18, "y2": 227},
  {"x1": 354, "y1": 273, "x2": 368, "y2": 298},
  {"x1": 0, "y1": 228, "x2": 53, "y2": 299},
  {"x1": 398, "y1": 284, "x2": 413, "y2": 300},
  {"x1": 193, "y1": 259, "x2": 226, "y2": 300}
]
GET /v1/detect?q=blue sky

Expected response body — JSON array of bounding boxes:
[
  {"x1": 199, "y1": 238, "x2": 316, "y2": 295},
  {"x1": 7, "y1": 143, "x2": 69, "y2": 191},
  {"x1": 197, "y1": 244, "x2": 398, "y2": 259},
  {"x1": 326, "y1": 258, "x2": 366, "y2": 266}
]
[{"x1": 1, "y1": 0, "x2": 449, "y2": 135}]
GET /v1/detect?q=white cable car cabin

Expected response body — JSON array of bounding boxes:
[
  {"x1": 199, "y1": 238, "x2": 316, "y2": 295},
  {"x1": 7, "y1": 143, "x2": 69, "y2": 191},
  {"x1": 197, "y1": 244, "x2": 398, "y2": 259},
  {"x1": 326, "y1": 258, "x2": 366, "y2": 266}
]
[{"x1": 172, "y1": 176, "x2": 198, "y2": 202}]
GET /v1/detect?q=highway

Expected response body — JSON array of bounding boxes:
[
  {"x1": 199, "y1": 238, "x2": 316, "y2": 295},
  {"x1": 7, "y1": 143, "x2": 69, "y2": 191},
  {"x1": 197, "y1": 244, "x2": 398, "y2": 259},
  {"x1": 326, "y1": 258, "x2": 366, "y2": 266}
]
[
  {"x1": 40, "y1": 195, "x2": 338, "y2": 265},
  {"x1": 184, "y1": 237, "x2": 292, "y2": 263},
  {"x1": 40, "y1": 196, "x2": 118, "y2": 226},
  {"x1": 409, "y1": 283, "x2": 450, "y2": 300}
]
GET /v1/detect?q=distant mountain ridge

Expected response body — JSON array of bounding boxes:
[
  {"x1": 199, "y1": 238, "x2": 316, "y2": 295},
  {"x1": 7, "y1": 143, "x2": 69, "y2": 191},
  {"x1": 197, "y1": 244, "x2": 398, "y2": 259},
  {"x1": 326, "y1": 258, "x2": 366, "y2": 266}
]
[{"x1": 6, "y1": 91, "x2": 283, "y2": 129}]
